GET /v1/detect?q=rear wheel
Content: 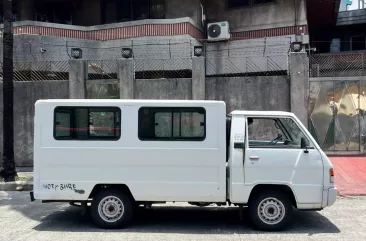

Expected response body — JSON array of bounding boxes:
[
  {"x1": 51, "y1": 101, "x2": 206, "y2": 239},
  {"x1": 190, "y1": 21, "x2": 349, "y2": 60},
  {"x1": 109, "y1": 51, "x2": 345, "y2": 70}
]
[
  {"x1": 248, "y1": 190, "x2": 293, "y2": 231},
  {"x1": 91, "y1": 188, "x2": 133, "y2": 229}
]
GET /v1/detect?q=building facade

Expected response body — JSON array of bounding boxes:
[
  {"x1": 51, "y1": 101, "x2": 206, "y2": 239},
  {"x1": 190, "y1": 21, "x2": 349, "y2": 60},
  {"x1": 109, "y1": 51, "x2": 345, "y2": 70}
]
[
  {"x1": 0, "y1": 0, "x2": 308, "y2": 62},
  {"x1": 1, "y1": 0, "x2": 365, "y2": 166}
]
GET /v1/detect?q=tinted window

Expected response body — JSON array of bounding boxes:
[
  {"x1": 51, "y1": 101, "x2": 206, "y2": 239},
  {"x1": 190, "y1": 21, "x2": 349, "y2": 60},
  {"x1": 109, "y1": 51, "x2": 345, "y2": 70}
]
[
  {"x1": 54, "y1": 107, "x2": 121, "y2": 140},
  {"x1": 138, "y1": 107, "x2": 206, "y2": 141}
]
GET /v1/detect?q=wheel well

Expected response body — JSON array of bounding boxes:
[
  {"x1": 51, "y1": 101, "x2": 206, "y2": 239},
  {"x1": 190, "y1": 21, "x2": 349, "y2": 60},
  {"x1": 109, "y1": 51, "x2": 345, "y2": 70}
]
[
  {"x1": 89, "y1": 184, "x2": 135, "y2": 201},
  {"x1": 248, "y1": 184, "x2": 297, "y2": 208}
]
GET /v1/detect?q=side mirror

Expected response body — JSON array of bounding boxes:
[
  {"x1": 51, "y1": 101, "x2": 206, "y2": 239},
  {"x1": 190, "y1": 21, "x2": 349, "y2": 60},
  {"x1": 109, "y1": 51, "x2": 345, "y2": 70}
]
[{"x1": 301, "y1": 137, "x2": 309, "y2": 153}]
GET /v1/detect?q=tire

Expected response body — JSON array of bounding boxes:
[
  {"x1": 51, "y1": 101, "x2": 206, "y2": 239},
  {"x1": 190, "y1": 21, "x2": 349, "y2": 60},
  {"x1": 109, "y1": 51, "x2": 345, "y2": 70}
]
[
  {"x1": 248, "y1": 189, "x2": 293, "y2": 231},
  {"x1": 91, "y1": 188, "x2": 134, "y2": 229}
]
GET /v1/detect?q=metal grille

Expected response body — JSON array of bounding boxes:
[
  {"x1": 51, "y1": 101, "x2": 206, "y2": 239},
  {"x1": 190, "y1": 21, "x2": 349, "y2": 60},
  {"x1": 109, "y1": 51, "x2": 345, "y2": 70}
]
[
  {"x1": 87, "y1": 60, "x2": 118, "y2": 80},
  {"x1": 309, "y1": 79, "x2": 365, "y2": 153},
  {"x1": 0, "y1": 61, "x2": 69, "y2": 81},
  {"x1": 309, "y1": 52, "x2": 366, "y2": 77},
  {"x1": 134, "y1": 58, "x2": 192, "y2": 79}
]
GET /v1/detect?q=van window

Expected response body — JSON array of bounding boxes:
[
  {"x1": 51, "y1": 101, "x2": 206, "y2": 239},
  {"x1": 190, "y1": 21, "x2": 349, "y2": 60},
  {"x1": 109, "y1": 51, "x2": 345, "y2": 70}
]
[
  {"x1": 138, "y1": 107, "x2": 205, "y2": 141},
  {"x1": 54, "y1": 107, "x2": 121, "y2": 140},
  {"x1": 247, "y1": 117, "x2": 309, "y2": 149}
]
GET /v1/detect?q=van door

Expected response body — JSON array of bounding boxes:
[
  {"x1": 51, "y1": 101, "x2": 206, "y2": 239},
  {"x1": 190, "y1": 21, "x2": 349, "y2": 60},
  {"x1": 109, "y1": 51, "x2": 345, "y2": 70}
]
[{"x1": 244, "y1": 116, "x2": 323, "y2": 205}]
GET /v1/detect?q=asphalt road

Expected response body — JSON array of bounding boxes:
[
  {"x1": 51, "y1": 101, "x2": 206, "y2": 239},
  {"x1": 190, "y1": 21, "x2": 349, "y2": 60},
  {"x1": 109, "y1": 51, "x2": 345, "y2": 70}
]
[{"x1": 0, "y1": 191, "x2": 365, "y2": 241}]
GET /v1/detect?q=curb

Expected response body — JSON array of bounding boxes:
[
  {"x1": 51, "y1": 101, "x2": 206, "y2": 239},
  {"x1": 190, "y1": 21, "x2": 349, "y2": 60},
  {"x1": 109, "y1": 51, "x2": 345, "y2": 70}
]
[{"x1": 0, "y1": 181, "x2": 33, "y2": 191}]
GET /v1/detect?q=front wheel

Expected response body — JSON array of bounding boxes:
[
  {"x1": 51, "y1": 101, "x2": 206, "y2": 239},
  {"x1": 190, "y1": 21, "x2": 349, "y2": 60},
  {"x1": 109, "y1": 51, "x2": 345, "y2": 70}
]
[
  {"x1": 248, "y1": 190, "x2": 293, "y2": 231},
  {"x1": 91, "y1": 188, "x2": 134, "y2": 229}
]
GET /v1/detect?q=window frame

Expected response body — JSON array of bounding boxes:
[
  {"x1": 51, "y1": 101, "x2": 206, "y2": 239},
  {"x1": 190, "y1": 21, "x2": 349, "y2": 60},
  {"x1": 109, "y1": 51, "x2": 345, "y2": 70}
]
[
  {"x1": 245, "y1": 116, "x2": 314, "y2": 150},
  {"x1": 138, "y1": 106, "x2": 206, "y2": 141},
  {"x1": 53, "y1": 106, "x2": 121, "y2": 141}
]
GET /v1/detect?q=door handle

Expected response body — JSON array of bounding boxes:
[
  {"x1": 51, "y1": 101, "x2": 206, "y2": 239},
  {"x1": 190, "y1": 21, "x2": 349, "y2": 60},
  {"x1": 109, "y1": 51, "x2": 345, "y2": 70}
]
[{"x1": 249, "y1": 156, "x2": 260, "y2": 161}]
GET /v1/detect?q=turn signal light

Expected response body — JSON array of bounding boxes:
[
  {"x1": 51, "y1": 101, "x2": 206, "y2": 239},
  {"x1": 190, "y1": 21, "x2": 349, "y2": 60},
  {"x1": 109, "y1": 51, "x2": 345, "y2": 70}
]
[{"x1": 330, "y1": 168, "x2": 334, "y2": 183}]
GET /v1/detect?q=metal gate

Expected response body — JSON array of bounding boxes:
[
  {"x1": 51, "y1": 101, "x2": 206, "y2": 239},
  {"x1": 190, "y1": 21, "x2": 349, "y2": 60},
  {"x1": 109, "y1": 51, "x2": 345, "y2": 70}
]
[{"x1": 309, "y1": 77, "x2": 366, "y2": 154}]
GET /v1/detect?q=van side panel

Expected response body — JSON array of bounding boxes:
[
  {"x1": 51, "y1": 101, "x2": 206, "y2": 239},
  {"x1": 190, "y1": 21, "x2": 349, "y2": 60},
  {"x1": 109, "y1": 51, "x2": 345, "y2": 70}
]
[{"x1": 34, "y1": 101, "x2": 226, "y2": 203}]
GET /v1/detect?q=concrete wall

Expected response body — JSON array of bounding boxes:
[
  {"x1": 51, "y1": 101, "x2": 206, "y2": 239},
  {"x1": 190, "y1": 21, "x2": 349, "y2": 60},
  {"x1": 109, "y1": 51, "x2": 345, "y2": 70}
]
[
  {"x1": 206, "y1": 76, "x2": 290, "y2": 113},
  {"x1": 7, "y1": 35, "x2": 101, "y2": 62},
  {"x1": 204, "y1": 0, "x2": 307, "y2": 32},
  {"x1": 1, "y1": 34, "x2": 199, "y2": 62},
  {"x1": 100, "y1": 36, "x2": 200, "y2": 60},
  {"x1": 0, "y1": 75, "x2": 292, "y2": 167},
  {"x1": 0, "y1": 81, "x2": 69, "y2": 167},
  {"x1": 205, "y1": 36, "x2": 293, "y2": 75},
  {"x1": 134, "y1": 78, "x2": 192, "y2": 100},
  {"x1": 0, "y1": 53, "x2": 304, "y2": 167}
]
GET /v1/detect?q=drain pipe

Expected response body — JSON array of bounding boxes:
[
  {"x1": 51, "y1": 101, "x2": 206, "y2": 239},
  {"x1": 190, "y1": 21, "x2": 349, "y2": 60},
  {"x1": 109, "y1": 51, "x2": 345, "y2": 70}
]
[{"x1": 200, "y1": 1, "x2": 208, "y2": 78}]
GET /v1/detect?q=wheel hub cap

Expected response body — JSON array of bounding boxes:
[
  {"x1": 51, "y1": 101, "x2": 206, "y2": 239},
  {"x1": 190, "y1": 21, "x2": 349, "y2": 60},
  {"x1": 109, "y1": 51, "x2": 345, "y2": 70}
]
[
  {"x1": 98, "y1": 196, "x2": 124, "y2": 223},
  {"x1": 257, "y1": 197, "x2": 286, "y2": 225}
]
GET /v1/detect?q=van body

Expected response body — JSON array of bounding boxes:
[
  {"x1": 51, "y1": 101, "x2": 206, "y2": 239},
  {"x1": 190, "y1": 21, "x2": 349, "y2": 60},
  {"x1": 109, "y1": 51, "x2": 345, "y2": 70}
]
[{"x1": 31, "y1": 99, "x2": 337, "y2": 231}]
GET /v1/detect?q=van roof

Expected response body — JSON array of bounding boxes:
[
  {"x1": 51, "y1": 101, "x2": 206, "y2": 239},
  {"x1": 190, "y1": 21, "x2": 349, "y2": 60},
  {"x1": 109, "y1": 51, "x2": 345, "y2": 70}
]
[
  {"x1": 35, "y1": 99, "x2": 226, "y2": 105},
  {"x1": 230, "y1": 110, "x2": 295, "y2": 117}
]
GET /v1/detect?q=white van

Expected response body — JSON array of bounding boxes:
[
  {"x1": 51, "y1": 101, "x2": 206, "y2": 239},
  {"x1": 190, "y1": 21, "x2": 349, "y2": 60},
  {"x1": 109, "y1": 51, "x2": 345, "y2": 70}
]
[{"x1": 30, "y1": 99, "x2": 337, "y2": 231}]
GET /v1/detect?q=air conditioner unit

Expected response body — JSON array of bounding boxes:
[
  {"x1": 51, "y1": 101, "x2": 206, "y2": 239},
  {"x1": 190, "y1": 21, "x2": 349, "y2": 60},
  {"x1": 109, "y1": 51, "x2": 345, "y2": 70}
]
[{"x1": 207, "y1": 21, "x2": 230, "y2": 42}]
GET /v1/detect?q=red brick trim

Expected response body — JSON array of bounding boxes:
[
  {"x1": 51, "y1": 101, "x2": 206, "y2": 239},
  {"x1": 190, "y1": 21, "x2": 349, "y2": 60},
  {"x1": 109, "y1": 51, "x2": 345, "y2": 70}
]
[
  {"x1": 13, "y1": 22, "x2": 204, "y2": 41},
  {"x1": 232, "y1": 25, "x2": 308, "y2": 40}
]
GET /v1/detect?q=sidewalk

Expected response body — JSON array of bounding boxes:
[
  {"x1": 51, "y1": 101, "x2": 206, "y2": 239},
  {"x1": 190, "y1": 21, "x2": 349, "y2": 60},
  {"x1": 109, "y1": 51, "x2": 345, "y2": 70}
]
[
  {"x1": 329, "y1": 157, "x2": 366, "y2": 196},
  {"x1": 0, "y1": 167, "x2": 33, "y2": 191},
  {"x1": 1, "y1": 159, "x2": 366, "y2": 195}
]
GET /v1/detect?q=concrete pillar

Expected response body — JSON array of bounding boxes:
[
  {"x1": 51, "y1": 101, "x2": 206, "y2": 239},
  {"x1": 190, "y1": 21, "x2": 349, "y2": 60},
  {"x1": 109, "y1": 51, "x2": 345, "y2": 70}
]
[
  {"x1": 18, "y1": 0, "x2": 35, "y2": 21},
  {"x1": 118, "y1": 59, "x2": 134, "y2": 99},
  {"x1": 289, "y1": 52, "x2": 309, "y2": 128},
  {"x1": 69, "y1": 59, "x2": 86, "y2": 99},
  {"x1": 192, "y1": 57, "x2": 206, "y2": 100}
]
